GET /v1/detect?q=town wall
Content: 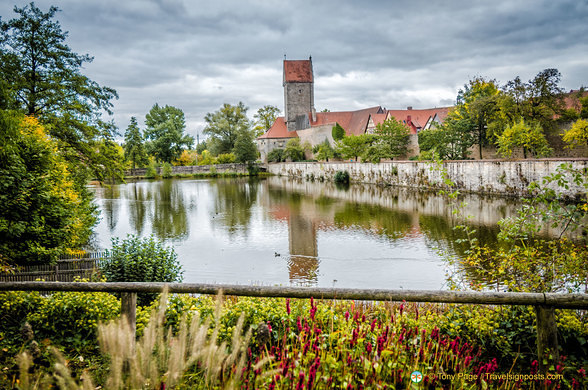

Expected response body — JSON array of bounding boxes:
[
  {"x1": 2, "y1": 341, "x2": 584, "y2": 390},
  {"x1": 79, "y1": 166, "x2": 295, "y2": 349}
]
[
  {"x1": 267, "y1": 159, "x2": 588, "y2": 198},
  {"x1": 126, "y1": 163, "x2": 260, "y2": 177}
]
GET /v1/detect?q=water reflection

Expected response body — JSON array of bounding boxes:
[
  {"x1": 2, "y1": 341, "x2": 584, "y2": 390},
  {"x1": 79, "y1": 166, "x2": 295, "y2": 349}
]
[
  {"x1": 150, "y1": 179, "x2": 189, "y2": 240},
  {"x1": 128, "y1": 184, "x2": 147, "y2": 235},
  {"x1": 211, "y1": 178, "x2": 259, "y2": 237},
  {"x1": 91, "y1": 176, "x2": 534, "y2": 289},
  {"x1": 101, "y1": 185, "x2": 120, "y2": 233}
]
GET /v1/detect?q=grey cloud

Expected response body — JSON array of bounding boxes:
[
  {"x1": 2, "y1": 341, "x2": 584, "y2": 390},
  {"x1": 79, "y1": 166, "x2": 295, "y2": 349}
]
[{"x1": 1, "y1": 0, "x2": 587, "y2": 135}]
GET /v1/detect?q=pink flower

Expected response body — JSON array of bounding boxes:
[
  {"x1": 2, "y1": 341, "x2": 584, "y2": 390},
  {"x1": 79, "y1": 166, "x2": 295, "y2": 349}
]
[{"x1": 286, "y1": 299, "x2": 291, "y2": 315}]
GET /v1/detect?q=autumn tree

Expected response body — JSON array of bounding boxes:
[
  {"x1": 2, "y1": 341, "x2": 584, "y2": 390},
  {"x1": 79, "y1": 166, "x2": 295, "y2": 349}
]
[
  {"x1": 123, "y1": 117, "x2": 148, "y2": 169},
  {"x1": 0, "y1": 113, "x2": 97, "y2": 265},
  {"x1": 0, "y1": 3, "x2": 121, "y2": 181},
  {"x1": 453, "y1": 77, "x2": 500, "y2": 158},
  {"x1": 496, "y1": 119, "x2": 552, "y2": 158},
  {"x1": 253, "y1": 105, "x2": 280, "y2": 137},
  {"x1": 563, "y1": 119, "x2": 588, "y2": 150},
  {"x1": 144, "y1": 104, "x2": 194, "y2": 163}
]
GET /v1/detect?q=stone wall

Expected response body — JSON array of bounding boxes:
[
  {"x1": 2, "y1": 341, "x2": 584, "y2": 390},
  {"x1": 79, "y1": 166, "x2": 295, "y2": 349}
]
[
  {"x1": 267, "y1": 159, "x2": 588, "y2": 198},
  {"x1": 126, "y1": 163, "x2": 260, "y2": 177}
]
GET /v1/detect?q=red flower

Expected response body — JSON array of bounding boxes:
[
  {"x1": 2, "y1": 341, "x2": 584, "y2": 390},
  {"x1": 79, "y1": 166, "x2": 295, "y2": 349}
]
[{"x1": 286, "y1": 299, "x2": 291, "y2": 315}]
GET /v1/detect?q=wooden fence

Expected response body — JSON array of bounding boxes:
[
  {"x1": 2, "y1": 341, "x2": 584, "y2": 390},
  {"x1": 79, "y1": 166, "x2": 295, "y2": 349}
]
[
  {"x1": 0, "y1": 253, "x2": 107, "y2": 282},
  {"x1": 1, "y1": 281, "x2": 587, "y2": 372}
]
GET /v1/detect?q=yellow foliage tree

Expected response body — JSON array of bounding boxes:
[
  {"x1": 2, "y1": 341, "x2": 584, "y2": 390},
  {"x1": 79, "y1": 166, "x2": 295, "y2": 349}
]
[
  {"x1": 0, "y1": 113, "x2": 97, "y2": 264},
  {"x1": 563, "y1": 119, "x2": 588, "y2": 150}
]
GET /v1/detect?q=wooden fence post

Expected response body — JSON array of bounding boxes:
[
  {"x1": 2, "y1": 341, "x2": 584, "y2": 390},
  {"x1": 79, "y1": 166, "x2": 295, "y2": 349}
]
[
  {"x1": 121, "y1": 292, "x2": 137, "y2": 335},
  {"x1": 535, "y1": 305, "x2": 559, "y2": 373}
]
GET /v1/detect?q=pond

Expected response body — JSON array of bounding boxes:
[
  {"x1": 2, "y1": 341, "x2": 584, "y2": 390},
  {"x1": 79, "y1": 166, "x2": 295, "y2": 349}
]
[{"x1": 90, "y1": 176, "x2": 526, "y2": 289}]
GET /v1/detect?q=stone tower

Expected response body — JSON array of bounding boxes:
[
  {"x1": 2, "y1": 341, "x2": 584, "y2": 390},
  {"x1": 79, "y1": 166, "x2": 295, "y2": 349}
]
[{"x1": 283, "y1": 57, "x2": 315, "y2": 131}]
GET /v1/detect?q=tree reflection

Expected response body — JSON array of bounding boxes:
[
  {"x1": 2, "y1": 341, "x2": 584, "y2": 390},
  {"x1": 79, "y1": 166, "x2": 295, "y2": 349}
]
[
  {"x1": 101, "y1": 185, "x2": 120, "y2": 233},
  {"x1": 126, "y1": 183, "x2": 148, "y2": 235},
  {"x1": 333, "y1": 203, "x2": 413, "y2": 240},
  {"x1": 210, "y1": 178, "x2": 259, "y2": 236},
  {"x1": 150, "y1": 179, "x2": 189, "y2": 240}
]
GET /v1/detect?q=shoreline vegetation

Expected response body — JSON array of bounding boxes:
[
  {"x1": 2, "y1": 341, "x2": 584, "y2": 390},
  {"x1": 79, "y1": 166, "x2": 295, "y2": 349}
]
[{"x1": 2, "y1": 289, "x2": 586, "y2": 389}]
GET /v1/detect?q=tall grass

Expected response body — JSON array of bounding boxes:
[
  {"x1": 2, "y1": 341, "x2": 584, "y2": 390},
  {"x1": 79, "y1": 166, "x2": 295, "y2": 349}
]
[{"x1": 15, "y1": 290, "x2": 261, "y2": 389}]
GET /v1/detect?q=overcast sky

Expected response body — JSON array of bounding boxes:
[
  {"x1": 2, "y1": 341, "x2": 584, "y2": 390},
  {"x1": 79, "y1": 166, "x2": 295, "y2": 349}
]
[{"x1": 1, "y1": 0, "x2": 587, "y2": 139}]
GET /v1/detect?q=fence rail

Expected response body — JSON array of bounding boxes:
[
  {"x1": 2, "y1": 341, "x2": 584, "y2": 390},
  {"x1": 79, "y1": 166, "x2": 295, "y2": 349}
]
[{"x1": 0, "y1": 281, "x2": 585, "y2": 372}]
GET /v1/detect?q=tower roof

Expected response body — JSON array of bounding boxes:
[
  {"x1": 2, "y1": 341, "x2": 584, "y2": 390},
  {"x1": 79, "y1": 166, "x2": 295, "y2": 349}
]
[{"x1": 283, "y1": 60, "x2": 313, "y2": 83}]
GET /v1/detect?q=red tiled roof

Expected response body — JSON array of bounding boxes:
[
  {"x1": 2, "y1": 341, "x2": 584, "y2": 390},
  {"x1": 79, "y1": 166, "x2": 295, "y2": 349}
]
[
  {"x1": 563, "y1": 90, "x2": 588, "y2": 111},
  {"x1": 369, "y1": 113, "x2": 388, "y2": 128},
  {"x1": 257, "y1": 117, "x2": 297, "y2": 139},
  {"x1": 386, "y1": 107, "x2": 452, "y2": 128},
  {"x1": 284, "y1": 60, "x2": 313, "y2": 83},
  {"x1": 307, "y1": 106, "x2": 383, "y2": 136}
]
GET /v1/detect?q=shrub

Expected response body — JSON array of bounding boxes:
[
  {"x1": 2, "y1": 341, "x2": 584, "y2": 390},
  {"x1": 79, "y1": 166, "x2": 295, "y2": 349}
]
[
  {"x1": 101, "y1": 235, "x2": 183, "y2": 306},
  {"x1": 216, "y1": 153, "x2": 236, "y2": 164},
  {"x1": 283, "y1": 138, "x2": 305, "y2": 161},
  {"x1": 334, "y1": 170, "x2": 350, "y2": 185},
  {"x1": 145, "y1": 159, "x2": 158, "y2": 179},
  {"x1": 197, "y1": 150, "x2": 216, "y2": 165},
  {"x1": 332, "y1": 122, "x2": 345, "y2": 141},
  {"x1": 267, "y1": 148, "x2": 285, "y2": 162},
  {"x1": 161, "y1": 162, "x2": 173, "y2": 178}
]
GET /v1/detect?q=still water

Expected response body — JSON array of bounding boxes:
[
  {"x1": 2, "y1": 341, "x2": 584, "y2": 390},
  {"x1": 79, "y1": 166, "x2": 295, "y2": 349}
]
[{"x1": 90, "y1": 177, "x2": 522, "y2": 289}]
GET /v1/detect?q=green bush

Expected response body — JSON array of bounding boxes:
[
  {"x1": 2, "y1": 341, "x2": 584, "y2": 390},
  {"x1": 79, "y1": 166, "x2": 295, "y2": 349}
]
[
  {"x1": 331, "y1": 123, "x2": 345, "y2": 141},
  {"x1": 267, "y1": 148, "x2": 285, "y2": 162},
  {"x1": 283, "y1": 138, "x2": 305, "y2": 161},
  {"x1": 29, "y1": 291, "x2": 120, "y2": 347},
  {"x1": 101, "y1": 235, "x2": 183, "y2": 306},
  {"x1": 333, "y1": 170, "x2": 350, "y2": 185},
  {"x1": 0, "y1": 290, "x2": 119, "y2": 352},
  {"x1": 216, "y1": 153, "x2": 236, "y2": 164},
  {"x1": 161, "y1": 162, "x2": 173, "y2": 178},
  {"x1": 145, "y1": 160, "x2": 158, "y2": 178}
]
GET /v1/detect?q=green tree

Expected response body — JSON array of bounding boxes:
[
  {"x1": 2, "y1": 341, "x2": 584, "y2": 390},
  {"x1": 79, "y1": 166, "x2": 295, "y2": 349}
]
[
  {"x1": 332, "y1": 123, "x2": 345, "y2": 141},
  {"x1": 335, "y1": 134, "x2": 374, "y2": 161},
  {"x1": 253, "y1": 105, "x2": 280, "y2": 138},
  {"x1": 0, "y1": 3, "x2": 121, "y2": 182},
  {"x1": 361, "y1": 142, "x2": 389, "y2": 163},
  {"x1": 283, "y1": 138, "x2": 305, "y2": 162},
  {"x1": 0, "y1": 113, "x2": 97, "y2": 265},
  {"x1": 313, "y1": 140, "x2": 335, "y2": 161},
  {"x1": 454, "y1": 77, "x2": 500, "y2": 158},
  {"x1": 374, "y1": 117, "x2": 411, "y2": 158},
  {"x1": 496, "y1": 119, "x2": 552, "y2": 158},
  {"x1": 233, "y1": 129, "x2": 258, "y2": 163},
  {"x1": 123, "y1": 117, "x2": 148, "y2": 169},
  {"x1": 196, "y1": 140, "x2": 207, "y2": 154},
  {"x1": 267, "y1": 148, "x2": 285, "y2": 162},
  {"x1": 203, "y1": 102, "x2": 251, "y2": 155},
  {"x1": 418, "y1": 115, "x2": 475, "y2": 160},
  {"x1": 144, "y1": 104, "x2": 194, "y2": 163}
]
